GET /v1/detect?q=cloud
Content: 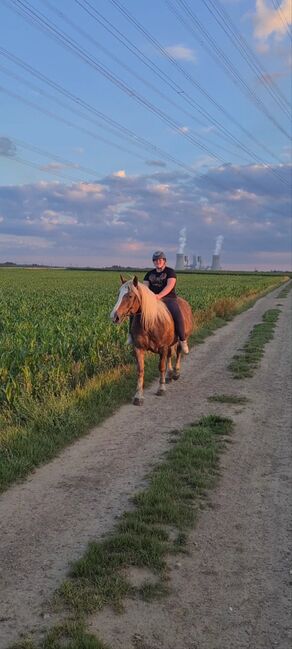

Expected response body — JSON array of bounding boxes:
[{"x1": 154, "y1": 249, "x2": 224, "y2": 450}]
[
  {"x1": 66, "y1": 183, "x2": 105, "y2": 201},
  {"x1": 224, "y1": 188, "x2": 262, "y2": 202},
  {"x1": 164, "y1": 44, "x2": 196, "y2": 61},
  {"x1": 253, "y1": 0, "x2": 292, "y2": 48},
  {"x1": 146, "y1": 183, "x2": 171, "y2": 194},
  {"x1": 255, "y1": 71, "x2": 286, "y2": 85},
  {"x1": 0, "y1": 137, "x2": 16, "y2": 157},
  {"x1": 40, "y1": 210, "x2": 78, "y2": 228},
  {"x1": 0, "y1": 233, "x2": 53, "y2": 249},
  {"x1": 0, "y1": 164, "x2": 291, "y2": 270},
  {"x1": 280, "y1": 145, "x2": 292, "y2": 160},
  {"x1": 73, "y1": 147, "x2": 84, "y2": 155},
  {"x1": 145, "y1": 160, "x2": 167, "y2": 168},
  {"x1": 39, "y1": 162, "x2": 79, "y2": 172}
]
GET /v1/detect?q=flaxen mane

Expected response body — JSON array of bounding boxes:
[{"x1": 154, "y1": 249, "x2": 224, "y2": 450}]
[{"x1": 131, "y1": 281, "x2": 173, "y2": 331}]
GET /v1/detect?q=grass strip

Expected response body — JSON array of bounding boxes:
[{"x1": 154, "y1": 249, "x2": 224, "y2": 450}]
[
  {"x1": 56, "y1": 415, "x2": 233, "y2": 616},
  {"x1": 9, "y1": 415, "x2": 233, "y2": 649},
  {"x1": 277, "y1": 280, "x2": 292, "y2": 298},
  {"x1": 208, "y1": 394, "x2": 249, "y2": 404},
  {"x1": 9, "y1": 620, "x2": 110, "y2": 649},
  {"x1": 228, "y1": 309, "x2": 281, "y2": 379}
]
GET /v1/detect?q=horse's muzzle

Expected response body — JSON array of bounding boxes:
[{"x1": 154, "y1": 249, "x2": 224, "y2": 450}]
[{"x1": 110, "y1": 311, "x2": 122, "y2": 324}]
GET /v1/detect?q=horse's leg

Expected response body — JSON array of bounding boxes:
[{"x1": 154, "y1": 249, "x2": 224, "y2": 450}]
[
  {"x1": 156, "y1": 348, "x2": 168, "y2": 396},
  {"x1": 133, "y1": 347, "x2": 145, "y2": 405},
  {"x1": 173, "y1": 344, "x2": 181, "y2": 381},
  {"x1": 165, "y1": 346, "x2": 173, "y2": 383}
]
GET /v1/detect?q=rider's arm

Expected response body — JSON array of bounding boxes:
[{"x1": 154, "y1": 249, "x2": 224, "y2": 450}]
[
  {"x1": 143, "y1": 280, "x2": 150, "y2": 288},
  {"x1": 156, "y1": 277, "x2": 176, "y2": 300}
]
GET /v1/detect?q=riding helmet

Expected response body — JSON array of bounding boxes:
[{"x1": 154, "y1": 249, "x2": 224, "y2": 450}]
[{"x1": 152, "y1": 250, "x2": 166, "y2": 261}]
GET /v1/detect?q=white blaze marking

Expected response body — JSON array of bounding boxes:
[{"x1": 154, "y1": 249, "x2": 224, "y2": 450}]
[{"x1": 110, "y1": 282, "x2": 130, "y2": 320}]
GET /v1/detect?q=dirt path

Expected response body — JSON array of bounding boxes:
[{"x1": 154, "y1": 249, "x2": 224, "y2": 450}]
[{"x1": 0, "y1": 286, "x2": 291, "y2": 648}]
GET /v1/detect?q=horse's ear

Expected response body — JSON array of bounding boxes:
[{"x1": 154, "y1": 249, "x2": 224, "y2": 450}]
[
  {"x1": 120, "y1": 274, "x2": 127, "y2": 284},
  {"x1": 133, "y1": 275, "x2": 138, "y2": 287}
]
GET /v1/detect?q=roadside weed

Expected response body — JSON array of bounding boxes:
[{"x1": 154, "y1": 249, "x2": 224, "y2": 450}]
[{"x1": 228, "y1": 309, "x2": 281, "y2": 379}]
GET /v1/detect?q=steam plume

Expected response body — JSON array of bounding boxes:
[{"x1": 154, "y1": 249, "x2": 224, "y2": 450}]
[
  {"x1": 214, "y1": 235, "x2": 224, "y2": 255},
  {"x1": 178, "y1": 227, "x2": 187, "y2": 253}
]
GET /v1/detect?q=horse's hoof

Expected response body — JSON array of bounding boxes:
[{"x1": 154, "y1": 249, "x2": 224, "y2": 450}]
[
  {"x1": 133, "y1": 397, "x2": 144, "y2": 406},
  {"x1": 156, "y1": 389, "x2": 166, "y2": 396},
  {"x1": 173, "y1": 373, "x2": 180, "y2": 381}
]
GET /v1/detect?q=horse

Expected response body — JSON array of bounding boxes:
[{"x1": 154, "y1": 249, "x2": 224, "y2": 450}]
[{"x1": 110, "y1": 276, "x2": 193, "y2": 405}]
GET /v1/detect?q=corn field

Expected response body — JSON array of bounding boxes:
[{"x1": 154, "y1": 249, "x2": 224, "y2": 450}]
[{"x1": 0, "y1": 268, "x2": 285, "y2": 413}]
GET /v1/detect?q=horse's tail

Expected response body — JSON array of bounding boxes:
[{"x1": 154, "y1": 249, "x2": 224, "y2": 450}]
[{"x1": 177, "y1": 297, "x2": 194, "y2": 337}]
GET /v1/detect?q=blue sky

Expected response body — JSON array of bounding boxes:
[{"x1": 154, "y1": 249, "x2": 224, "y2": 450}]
[{"x1": 0, "y1": 0, "x2": 291, "y2": 270}]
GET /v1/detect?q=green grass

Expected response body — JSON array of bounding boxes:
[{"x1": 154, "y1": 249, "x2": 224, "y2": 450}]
[
  {"x1": 10, "y1": 621, "x2": 110, "y2": 649},
  {"x1": 277, "y1": 280, "x2": 292, "y2": 298},
  {"x1": 208, "y1": 394, "x2": 249, "y2": 404},
  {"x1": 228, "y1": 309, "x2": 281, "y2": 379},
  {"x1": 55, "y1": 415, "x2": 233, "y2": 616},
  {"x1": 0, "y1": 359, "x2": 161, "y2": 493}
]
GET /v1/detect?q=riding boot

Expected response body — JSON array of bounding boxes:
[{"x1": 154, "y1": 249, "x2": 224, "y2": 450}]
[{"x1": 180, "y1": 340, "x2": 189, "y2": 354}]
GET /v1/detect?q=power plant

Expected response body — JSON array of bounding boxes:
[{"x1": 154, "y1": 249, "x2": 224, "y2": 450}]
[
  {"x1": 175, "y1": 253, "x2": 190, "y2": 270},
  {"x1": 211, "y1": 254, "x2": 220, "y2": 271},
  {"x1": 175, "y1": 234, "x2": 224, "y2": 271}
]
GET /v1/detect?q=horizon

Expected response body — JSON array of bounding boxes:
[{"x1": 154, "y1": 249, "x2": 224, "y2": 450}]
[{"x1": 1, "y1": 260, "x2": 291, "y2": 274}]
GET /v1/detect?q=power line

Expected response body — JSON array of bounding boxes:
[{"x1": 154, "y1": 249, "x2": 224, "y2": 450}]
[
  {"x1": 1, "y1": 0, "x2": 289, "y2": 190},
  {"x1": 106, "y1": 0, "x2": 288, "y2": 165},
  {"x1": 5, "y1": 136, "x2": 106, "y2": 179},
  {"x1": 270, "y1": 0, "x2": 292, "y2": 40},
  {"x1": 69, "y1": 0, "x2": 289, "y2": 165},
  {"x1": 38, "y1": 0, "x2": 251, "y2": 162},
  {"x1": 201, "y1": 0, "x2": 291, "y2": 115},
  {"x1": 168, "y1": 0, "x2": 290, "y2": 138},
  {"x1": 5, "y1": 154, "x2": 93, "y2": 183},
  {"x1": 38, "y1": 0, "x2": 270, "y2": 164},
  {"x1": 8, "y1": 0, "x2": 289, "y2": 172},
  {"x1": 2, "y1": 0, "x2": 230, "y2": 165},
  {"x1": 0, "y1": 79, "x2": 197, "y2": 175}
]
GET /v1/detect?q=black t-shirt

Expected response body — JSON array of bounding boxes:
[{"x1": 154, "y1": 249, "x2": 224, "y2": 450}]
[{"x1": 144, "y1": 266, "x2": 177, "y2": 297}]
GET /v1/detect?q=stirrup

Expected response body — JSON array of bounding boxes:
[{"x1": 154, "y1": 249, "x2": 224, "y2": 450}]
[
  {"x1": 127, "y1": 334, "x2": 133, "y2": 345},
  {"x1": 180, "y1": 340, "x2": 189, "y2": 354}
]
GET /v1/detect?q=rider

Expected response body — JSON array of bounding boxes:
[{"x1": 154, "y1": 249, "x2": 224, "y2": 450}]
[{"x1": 127, "y1": 250, "x2": 189, "y2": 354}]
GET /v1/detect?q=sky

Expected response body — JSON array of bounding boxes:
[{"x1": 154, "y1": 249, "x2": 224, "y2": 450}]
[{"x1": 0, "y1": 0, "x2": 291, "y2": 271}]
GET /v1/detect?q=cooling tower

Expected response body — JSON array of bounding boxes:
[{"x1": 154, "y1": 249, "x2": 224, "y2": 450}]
[
  {"x1": 211, "y1": 254, "x2": 220, "y2": 270},
  {"x1": 191, "y1": 255, "x2": 197, "y2": 269},
  {"x1": 175, "y1": 253, "x2": 185, "y2": 270}
]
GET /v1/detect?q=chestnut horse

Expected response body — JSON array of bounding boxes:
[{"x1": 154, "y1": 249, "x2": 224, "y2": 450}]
[{"x1": 110, "y1": 276, "x2": 193, "y2": 405}]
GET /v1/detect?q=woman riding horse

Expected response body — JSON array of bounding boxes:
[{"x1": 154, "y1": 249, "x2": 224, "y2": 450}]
[
  {"x1": 110, "y1": 252, "x2": 193, "y2": 405},
  {"x1": 128, "y1": 250, "x2": 189, "y2": 354}
]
